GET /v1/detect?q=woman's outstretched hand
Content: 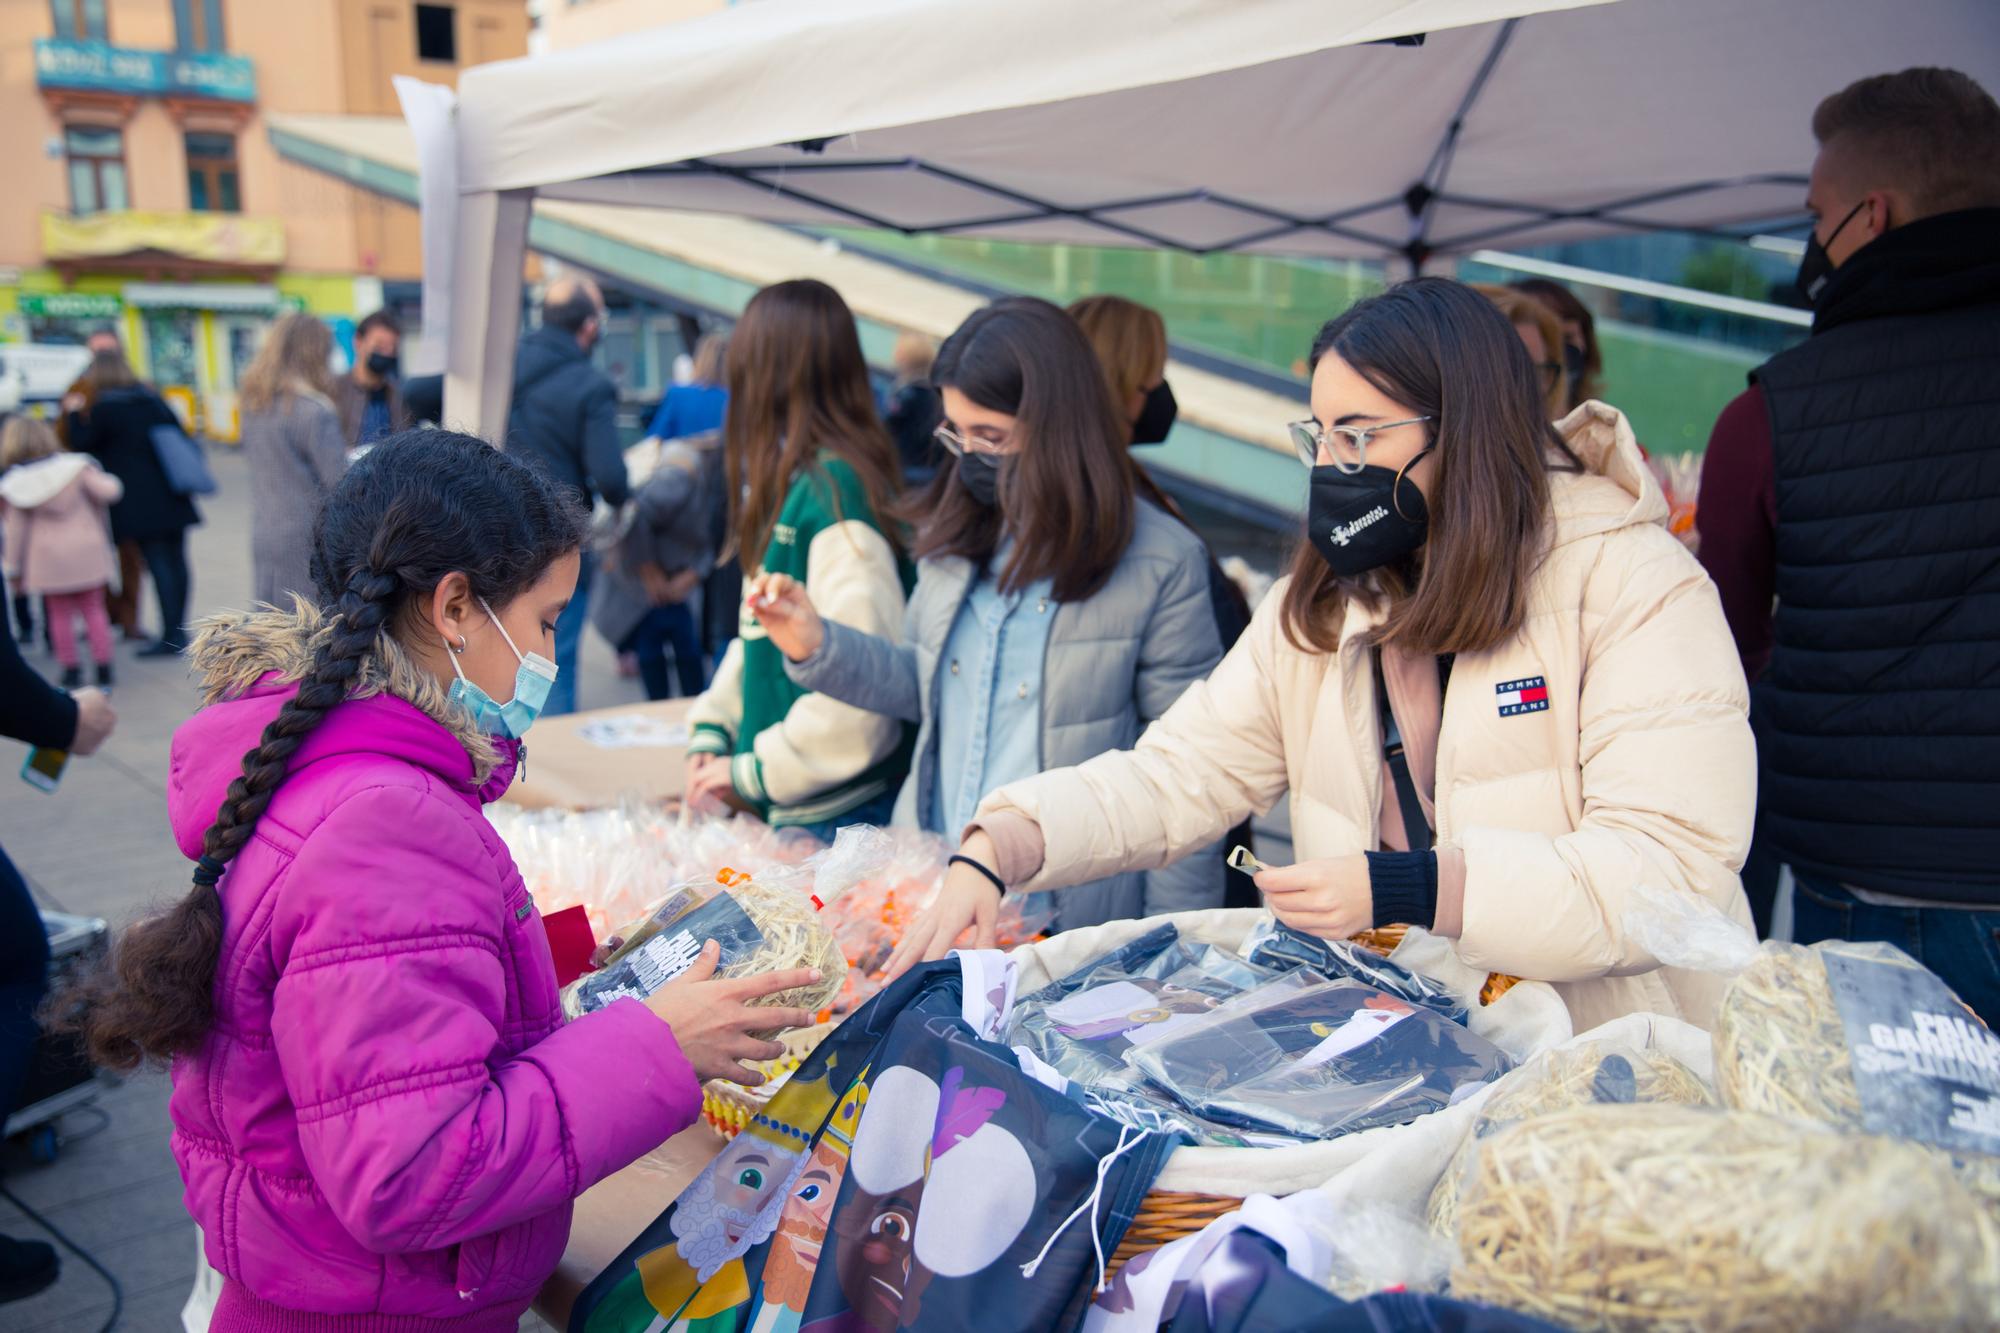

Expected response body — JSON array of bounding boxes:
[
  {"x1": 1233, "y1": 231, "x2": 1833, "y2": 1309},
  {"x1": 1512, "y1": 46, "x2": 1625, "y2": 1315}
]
[
  {"x1": 1254, "y1": 854, "x2": 1373, "y2": 940},
  {"x1": 882, "y1": 831, "x2": 1004, "y2": 981},
  {"x1": 644, "y1": 939, "x2": 823, "y2": 1084},
  {"x1": 744, "y1": 572, "x2": 825, "y2": 663}
]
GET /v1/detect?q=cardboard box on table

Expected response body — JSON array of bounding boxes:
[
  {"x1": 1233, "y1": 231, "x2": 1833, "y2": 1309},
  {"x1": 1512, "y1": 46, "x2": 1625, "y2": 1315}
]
[{"x1": 503, "y1": 698, "x2": 696, "y2": 810}]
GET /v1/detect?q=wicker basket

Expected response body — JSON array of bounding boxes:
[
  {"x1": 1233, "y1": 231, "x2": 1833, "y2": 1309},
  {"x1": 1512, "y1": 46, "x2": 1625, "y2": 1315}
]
[{"x1": 1099, "y1": 923, "x2": 1519, "y2": 1275}]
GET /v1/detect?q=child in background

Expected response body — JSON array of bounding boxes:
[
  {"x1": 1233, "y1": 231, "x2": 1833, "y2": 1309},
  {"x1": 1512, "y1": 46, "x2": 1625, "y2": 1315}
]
[
  {"x1": 64, "y1": 429, "x2": 819, "y2": 1332},
  {"x1": 0, "y1": 416, "x2": 122, "y2": 689}
]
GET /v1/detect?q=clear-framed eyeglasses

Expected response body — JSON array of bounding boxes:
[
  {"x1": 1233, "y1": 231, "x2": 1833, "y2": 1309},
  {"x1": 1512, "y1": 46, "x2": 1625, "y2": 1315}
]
[
  {"x1": 1286, "y1": 415, "x2": 1433, "y2": 474},
  {"x1": 933, "y1": 423, "x2": 1018, "y2": 458}
]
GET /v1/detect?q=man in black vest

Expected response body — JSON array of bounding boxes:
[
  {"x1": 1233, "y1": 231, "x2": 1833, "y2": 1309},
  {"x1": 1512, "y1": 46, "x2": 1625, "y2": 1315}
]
[{"x1": 1697, "y1": 67, "x2": 2000, "y2": 1023}]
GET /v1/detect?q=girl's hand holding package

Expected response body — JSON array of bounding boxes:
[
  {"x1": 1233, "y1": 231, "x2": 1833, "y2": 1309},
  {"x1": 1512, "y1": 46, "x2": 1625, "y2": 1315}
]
[
  {"x1": 744, "y1": 572, "x2": 824, "y2": 662},
  {"x1": 644, "y1": 939, "x2": 823, "y2": 1084},
  {"x1": 883, "y1": 830, "x2": 1003, "y2": 980},
  {"x1": 1255, "y1": 855, "x2": 1373, "y2": 941}
]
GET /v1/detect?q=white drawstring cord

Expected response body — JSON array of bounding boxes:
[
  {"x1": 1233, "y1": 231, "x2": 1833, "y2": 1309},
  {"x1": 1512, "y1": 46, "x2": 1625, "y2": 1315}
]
[{"x1": 1019, "y1": 1122, "x2": 1147, "y2": 1291}]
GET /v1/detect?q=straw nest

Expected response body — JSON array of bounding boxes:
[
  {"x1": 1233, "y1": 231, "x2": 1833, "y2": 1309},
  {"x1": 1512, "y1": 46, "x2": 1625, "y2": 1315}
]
[
  {"x1": 1713, "y1": 942, "x2": 2000, "y2": 1211},
  {"x1": 567, "y1": 877, "x2": 845, "y2": 1025},
  {"x1": 1426, "y1": 1041, "x2": 1710, "y2": 1237},
  {"x1": 1450, "y1": 1104, "x2": 2000, "y2": 1332},
  {"x1": 719, "y1": 875, "x2": 849, "y2": 1018}
]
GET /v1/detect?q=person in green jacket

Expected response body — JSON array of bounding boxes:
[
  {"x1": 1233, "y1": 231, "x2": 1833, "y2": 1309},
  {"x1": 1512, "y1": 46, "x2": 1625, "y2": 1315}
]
[{"x1": 684, "y1": 280, "x2": 913, "y2": 839}]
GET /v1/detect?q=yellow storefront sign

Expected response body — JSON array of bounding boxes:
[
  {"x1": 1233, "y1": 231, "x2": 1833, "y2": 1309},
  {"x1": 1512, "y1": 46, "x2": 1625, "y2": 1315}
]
[{"x1": 41, "y1": 211, "x2": 286, "y2": 267}]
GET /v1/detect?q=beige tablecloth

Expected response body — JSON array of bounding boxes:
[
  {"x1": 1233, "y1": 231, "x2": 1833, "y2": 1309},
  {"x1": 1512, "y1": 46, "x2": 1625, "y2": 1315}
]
[{"x1": 504, "y1": 698, "x2": 696, "y2": 811}]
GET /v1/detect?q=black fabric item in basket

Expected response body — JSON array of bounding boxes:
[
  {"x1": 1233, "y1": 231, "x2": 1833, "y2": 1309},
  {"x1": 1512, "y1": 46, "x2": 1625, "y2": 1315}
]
[
  {"x1": 1005, "y1": 924, "x2": 1285, "y2": 1092},
  {"x1": 1126, "y1": 974, "x2": 1513, "y2": 1140},
  {"x1": 1246, "y1": 922, "x2": 1467, "y2": 1024}
]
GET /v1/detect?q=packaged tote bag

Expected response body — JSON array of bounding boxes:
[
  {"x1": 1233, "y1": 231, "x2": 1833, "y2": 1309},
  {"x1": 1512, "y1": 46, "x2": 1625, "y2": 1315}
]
[{"x1": 570, "y1": 957, "x2": 1177, "y2": 1333}]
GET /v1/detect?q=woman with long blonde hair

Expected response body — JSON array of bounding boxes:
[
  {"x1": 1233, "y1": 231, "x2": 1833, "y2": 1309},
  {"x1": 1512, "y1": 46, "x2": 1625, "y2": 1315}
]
[{"x1": 239, "y1": 312, "x2": 347, "y2": 605}]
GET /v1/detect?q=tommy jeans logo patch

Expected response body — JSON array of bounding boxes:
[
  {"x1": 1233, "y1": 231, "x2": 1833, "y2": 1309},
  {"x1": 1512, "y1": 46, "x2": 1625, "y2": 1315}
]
[{"x1": 1496, "y1": 676, "x2": 1549, "y2": 717}]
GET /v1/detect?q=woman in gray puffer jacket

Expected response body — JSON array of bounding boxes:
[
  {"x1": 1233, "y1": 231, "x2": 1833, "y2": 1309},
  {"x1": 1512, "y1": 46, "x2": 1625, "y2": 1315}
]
[
  {"x1": 746, "y1": 298, "x2": 1224, "y2": 931},
  {"x1": 238, "y1": 313, "x2": 348, "y2": 606}
]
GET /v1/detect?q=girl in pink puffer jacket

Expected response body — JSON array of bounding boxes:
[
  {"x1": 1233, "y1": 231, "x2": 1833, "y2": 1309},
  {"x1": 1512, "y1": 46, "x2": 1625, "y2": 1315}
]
[{"x1": 66, "y1": 430, "x2": 821, "y2": 1332}]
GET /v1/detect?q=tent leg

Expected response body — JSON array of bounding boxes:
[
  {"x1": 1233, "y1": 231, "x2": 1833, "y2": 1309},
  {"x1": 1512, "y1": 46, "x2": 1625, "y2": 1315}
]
[{"x1": 444, "y1": 187, "x2": 533, "y2": 444}]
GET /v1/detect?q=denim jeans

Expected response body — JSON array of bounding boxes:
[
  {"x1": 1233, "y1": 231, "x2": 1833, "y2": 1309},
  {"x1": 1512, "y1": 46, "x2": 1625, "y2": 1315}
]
[
  {"x1": 786, "y1": 787, "x2": 900, "y2": 845},
  {"x1": 1790, "y1": 873, "x2": 2000, "y2": 1029},
  {"x1": 139, "y1": 533, "x2": 192, "y2": 649},
  {"x1": 547, "y1": 549, "x2": 595, "y2": 717},
  {"x1": 621, "y1": 603, "x2": 706, "y2": 700}
]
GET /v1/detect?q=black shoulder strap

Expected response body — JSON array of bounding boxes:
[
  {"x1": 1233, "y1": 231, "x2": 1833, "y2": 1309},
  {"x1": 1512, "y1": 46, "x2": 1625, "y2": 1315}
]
[{"x1": 1373, "y1": 646, "x2": 1434, "y2": 851}]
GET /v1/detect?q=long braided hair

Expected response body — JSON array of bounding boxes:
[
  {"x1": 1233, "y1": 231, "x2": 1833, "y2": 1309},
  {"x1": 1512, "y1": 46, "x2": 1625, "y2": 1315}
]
[{"x1": 69, "y1": 429, "x2": 587, "y2": 1069}]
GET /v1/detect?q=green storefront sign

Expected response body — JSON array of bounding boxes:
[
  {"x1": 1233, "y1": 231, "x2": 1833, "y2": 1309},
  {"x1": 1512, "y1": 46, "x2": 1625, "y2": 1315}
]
[{"x1": 19, "y1": 292, "x2": 123, "y2": 320}]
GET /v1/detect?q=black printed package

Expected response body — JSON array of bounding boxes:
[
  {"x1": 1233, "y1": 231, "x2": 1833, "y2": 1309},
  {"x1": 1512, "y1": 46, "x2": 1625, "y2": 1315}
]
[
  {"x1": 568, "y1": 890, "x2": 766, "y2": 1016},
  {"x1": 1244, "y1": 919, "x2": 1469, "y2": 1024},
  {"x1": 1004, "y1": 924, "x2": 1290, "y2": 1092},
  {"x1": 1125, "y1": 972, "x2": 1514, "y2": 1140}
]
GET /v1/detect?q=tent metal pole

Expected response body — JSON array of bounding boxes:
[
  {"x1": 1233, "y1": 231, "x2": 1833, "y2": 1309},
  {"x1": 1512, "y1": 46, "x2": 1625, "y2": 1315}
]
[
  {"x1": 446, "y1": 187, "x2": 534, "y2": 444},
  {"x1": 1403, "y1": 16, "x2": 1520, "y2": 273}
]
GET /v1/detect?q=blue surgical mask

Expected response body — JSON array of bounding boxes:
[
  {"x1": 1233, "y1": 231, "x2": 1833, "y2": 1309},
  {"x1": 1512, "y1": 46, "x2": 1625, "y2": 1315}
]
[{"x1": 445, "y1": 598, "x2": 558, "y2": 740}]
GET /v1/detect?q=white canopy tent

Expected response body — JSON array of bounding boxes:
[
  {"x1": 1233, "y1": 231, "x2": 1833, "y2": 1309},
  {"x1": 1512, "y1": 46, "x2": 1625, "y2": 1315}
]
[{"x1": 429, "y1": 0, "x2": 2000, "y2": 437}]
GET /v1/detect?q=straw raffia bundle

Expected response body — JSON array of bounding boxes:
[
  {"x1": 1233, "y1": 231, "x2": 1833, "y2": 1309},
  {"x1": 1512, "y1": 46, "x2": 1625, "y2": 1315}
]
[
  {"x1": 1451, "y1": 1104, "x2": 2000, "y2": 1332},
  {"x1": 1426, "y1": 1041, "x2": 1710, "y2": 1236},
  {"x1": 1713, "y1": 941, "x2": 2000, "y2": 1210}
]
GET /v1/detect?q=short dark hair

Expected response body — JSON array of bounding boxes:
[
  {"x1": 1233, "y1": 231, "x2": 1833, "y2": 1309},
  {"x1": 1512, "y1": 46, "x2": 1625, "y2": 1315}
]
[
  {"x1": 541, "y1": 285, "x2": 601, "y2": 335},
  {"x1": 355, "y1": 309, "x2": 401, "y2": 341},
  {"x1": 1813, "y1": 67, "x2": 2000, "y2": 217}
]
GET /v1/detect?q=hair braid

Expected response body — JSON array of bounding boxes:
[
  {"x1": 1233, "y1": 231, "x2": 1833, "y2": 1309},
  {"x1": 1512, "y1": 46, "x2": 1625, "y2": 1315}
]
[{"x1": 72, "y1": 571, "x2": 398, "y2": 1069}]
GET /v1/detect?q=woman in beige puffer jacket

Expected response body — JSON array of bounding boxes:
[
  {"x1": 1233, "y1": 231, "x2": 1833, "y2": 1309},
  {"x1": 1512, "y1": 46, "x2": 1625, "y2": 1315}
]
[{"x1": 887, "y1": 279, "x2": 1755, "y2": 1034}]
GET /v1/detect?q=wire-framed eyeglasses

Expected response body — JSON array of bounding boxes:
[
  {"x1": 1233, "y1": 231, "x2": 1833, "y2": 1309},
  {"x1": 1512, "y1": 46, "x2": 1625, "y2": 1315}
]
[
  {"x1": 933, "y1": 423, "x2": 1017, "y2": 458},
  {"x1": 1286, "y1": 415, "x2": 1433, "y2": 473}
]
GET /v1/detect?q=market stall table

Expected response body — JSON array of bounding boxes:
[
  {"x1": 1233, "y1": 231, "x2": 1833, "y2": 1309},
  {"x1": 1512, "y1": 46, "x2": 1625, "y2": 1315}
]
[
  {"x1": 503, "y1": 698, "x2": 695, "y2": 811},
  {"x1": 536, "y1": 1121, "x2": 728, "y2": 1328}
]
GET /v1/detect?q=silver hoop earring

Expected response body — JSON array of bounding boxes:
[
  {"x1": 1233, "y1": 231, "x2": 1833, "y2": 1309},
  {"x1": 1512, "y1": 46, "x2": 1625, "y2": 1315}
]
[{"x1": 451, "y1": 636, "x2": 468, "y2": 655}]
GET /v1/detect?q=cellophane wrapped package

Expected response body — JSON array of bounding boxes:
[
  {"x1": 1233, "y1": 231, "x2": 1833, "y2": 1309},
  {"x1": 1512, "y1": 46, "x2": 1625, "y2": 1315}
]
[
  {"x1": 818, "y1": 827, "x2": 1055, "y2": 1013},
  {"x1": 1242, "y1": 918, "x2": 1468, "y2": 1023},
  {"x1": 1451, "y1": 1104, "x2": 2000, "y2": 1332},
  {"x1": 1124, "y1": 973, "x2": 1514, "y2": 1140},
  {"x1": 1006, "y1": 923, "x2": 1284, "y2": 1092},
  {"x1": 1425, "y1": 1039, "x2": 1713, "y2": 1237},
  {"x1": 488, "y1": 803, "x2": 814, "y2": 939},
  {"x1": 560, "y1": 868, "x2": 848, "y2": 1020},
  {"x1": 1711, "y1": 937, "x2": 2000, "y2": 1211}
]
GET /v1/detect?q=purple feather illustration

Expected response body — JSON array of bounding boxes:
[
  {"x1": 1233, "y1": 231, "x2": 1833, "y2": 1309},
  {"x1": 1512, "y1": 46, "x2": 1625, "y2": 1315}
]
[{"x1": 932, "y1": 1066, "x2": 1005, "y2": 1158}]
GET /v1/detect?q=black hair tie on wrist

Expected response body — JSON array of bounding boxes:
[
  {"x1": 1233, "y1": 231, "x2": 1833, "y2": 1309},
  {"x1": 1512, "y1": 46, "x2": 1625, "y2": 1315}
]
[
  {"x1": 948, "y1": 854, "x2": 1007, "y2": 898},
  {"x1": 191, "y1": 855, "x2": 227, "y2": 888}
]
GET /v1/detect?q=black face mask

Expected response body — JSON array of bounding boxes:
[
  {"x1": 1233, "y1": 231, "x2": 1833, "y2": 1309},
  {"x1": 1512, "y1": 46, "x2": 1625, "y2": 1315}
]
[
  {"x1": 956, "y1": 450, "x2": 1002, "y2": 508},
  {"x1": 1561, "y1": 341, "x2": 1588, "y2": 387},
  {"x1": 366, "y1": 350, "x2": 400, "y2": 379},
  {"x1": 1131, "y1": 380, "x2": 1178, "y2": 446},
  {"x1": 1307, "y1": 452, "x2": 1431, "y2": 576},
  {"x1": 1795, "y1": 200, "x2": 1866, "y2": 306}
]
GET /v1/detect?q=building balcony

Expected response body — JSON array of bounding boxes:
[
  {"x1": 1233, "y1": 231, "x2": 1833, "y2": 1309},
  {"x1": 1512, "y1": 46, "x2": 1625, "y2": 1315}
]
[
  {"x1": 42, "y1": 210, "x2": 285, "y2": 280},
  {"x1": 34, "y1": 37, "x2": 255, "y2": 104}
]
